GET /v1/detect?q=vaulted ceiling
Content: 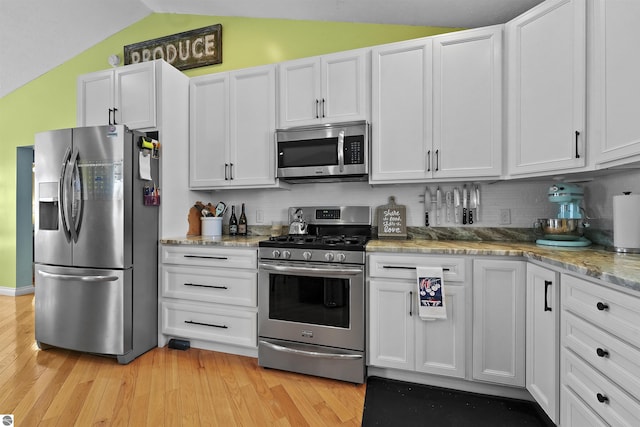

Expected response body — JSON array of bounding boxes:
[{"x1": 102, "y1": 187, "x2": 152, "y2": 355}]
[{"x1": 0, "y1": 0, "x2": 543, "y2": 98}]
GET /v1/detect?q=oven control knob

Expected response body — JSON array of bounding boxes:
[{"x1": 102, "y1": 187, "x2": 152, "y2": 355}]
[
  {"x1": 303, "y1": 251, "x2": 312, "y2": 260},
  {"x1": 272, "y1": 250, "x2": 281, "y2": 258},
  {"x1": 282, "y1": 250, "x2": 291, "y2": 259},
  {"x1": 336, "y1": 253, "x2": 346, "y2": 263},
  {"x1": 325, "y1": 253, "x2": 335, "y2": 262}
]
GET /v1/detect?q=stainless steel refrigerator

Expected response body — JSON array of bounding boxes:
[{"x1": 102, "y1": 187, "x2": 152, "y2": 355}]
[{"x1": 34, "y1": 125, "x2": 159, "y2": 364}]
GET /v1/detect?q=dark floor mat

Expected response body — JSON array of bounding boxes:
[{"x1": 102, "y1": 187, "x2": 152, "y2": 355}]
[{"x1": 361, "y1": 377, "x2": 555, "y2": 427}]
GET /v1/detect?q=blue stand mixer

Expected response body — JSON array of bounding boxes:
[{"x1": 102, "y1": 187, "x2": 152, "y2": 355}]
[{"x1": 536, "y1": 183, "x2": 591, "y2": 247}]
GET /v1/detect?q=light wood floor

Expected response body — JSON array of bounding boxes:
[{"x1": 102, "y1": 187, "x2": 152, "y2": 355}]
[{"x1": 0, "y1": 295, "x2": 366, "y2": 426}]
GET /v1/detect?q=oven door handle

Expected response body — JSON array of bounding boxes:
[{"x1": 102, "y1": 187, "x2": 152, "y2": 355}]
[
  {"x1": 259, "y1": 263, "x2": 362, "y2": 276},
  {"x1": 259, "y1": 340, "x2": 363, "y2": 360}
]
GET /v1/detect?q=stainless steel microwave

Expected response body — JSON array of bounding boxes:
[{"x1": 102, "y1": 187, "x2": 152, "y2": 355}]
[{"x1": 275, "y1": 121, "x2": 369, "y2": 182}]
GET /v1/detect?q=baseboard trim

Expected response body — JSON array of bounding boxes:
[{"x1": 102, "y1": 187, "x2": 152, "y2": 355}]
[{"x1": 0, "y1": 286, "x2": 35, "y2": 296}]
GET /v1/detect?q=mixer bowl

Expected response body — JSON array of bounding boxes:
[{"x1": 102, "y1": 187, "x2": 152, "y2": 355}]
[{"x1": 536, "y1": 218, "x2": 585, "y2": 241}]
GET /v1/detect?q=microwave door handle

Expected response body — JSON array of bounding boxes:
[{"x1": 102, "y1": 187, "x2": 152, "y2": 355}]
[{"x1": 338, "y1": 130, "x2": 345, "y2": 172}]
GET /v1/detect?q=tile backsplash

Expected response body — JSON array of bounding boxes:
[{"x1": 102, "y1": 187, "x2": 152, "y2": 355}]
[{"x1": 183, "y1": 169, "x2": 640, "y2": 243}]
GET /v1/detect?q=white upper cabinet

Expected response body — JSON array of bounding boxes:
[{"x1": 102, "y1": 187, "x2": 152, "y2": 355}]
[
  {"x1": 77, "y1": 61, "x2": 157, "y2": 130},
  {"x1": 189, "y1": 65, "x2": 279, "y2": 189},
  {"x1": 277, "y1": 48, "x2": 370, "y2": 128},
  {"x1": 590, "y1": 0, "x2": 640, "y2": 166},
  {"x1": 432, "y1": 25, "x2": 503, "y2": 179},
  {"x1": 506, "y1": 0, "x2": 587, "y2": 177},
  {"x1": 370, "y1": 38, "x2": 433, "y2": 183},
  {"x1": 370, "y1": 27, "x2": 503, "y2": 184}
]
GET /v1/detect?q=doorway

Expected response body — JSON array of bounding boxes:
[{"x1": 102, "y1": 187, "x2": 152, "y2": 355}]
[{"x1": 16, "y1": 145, "x2": 34, "y2": 291}]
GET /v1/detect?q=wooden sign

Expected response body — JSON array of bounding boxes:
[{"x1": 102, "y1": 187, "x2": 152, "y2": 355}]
[
  {"x1": 124, "y1": 24, "x2": 222, "y2": 70},
  {"x1": 376, "y1": 196, "x2": 407, "y2": 239}
]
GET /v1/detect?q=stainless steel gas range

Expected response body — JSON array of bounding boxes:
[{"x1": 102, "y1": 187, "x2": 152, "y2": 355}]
[{"x1": 257, "y1": 206, "x2": 371, "y2": 383}]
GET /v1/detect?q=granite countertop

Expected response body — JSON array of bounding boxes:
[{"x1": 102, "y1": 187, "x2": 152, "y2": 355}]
[
  {"x1": 160, "y1": 235, "x2": 640, "y2": 293},
  {"x1": 161, "y1": 235, "x2": 265, "y2": 247},
  {"x1": 367, "y1": 239, "x2": 640, "y2": 294}
]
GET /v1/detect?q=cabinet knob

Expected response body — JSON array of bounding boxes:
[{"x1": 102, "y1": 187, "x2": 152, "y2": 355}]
[
  {"x1": 596, "y1": 348, "x2": 609, "y2": 358},
  {"x1": 596, "y1": 302, "x2": 609, "y2": 311},
  {"x1": 596, "y1": 393, "x2": 609, "y2": 404}
]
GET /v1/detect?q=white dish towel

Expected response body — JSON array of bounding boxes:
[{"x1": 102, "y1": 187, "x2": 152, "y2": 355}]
[{"x1": 416, "y1": 267, "x2": 447, "y2": 320}]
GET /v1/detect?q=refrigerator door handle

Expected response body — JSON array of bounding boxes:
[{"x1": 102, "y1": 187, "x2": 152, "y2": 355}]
[
  {"x1": 38, "y1": 270, "x2": 119, "y2": 282},
  {"x1": 59, "y1": 145, "x2": 73, "y2": 242},
  {"x1": 68, "y1": 148, "x2": 83, "y2": 243}
]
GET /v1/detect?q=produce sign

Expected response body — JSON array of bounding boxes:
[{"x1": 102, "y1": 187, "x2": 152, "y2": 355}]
[{"x1": 124, "y1": 24, "x2": 222, "y2": 70}]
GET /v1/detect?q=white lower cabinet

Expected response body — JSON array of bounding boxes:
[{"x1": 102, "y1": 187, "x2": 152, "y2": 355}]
[
  {"x1": 472, "y1": 259, "x2": 526, "y2": 387},
  {"x1": 159, "y1": 245, "x2": 258, "y2": 356},
  {"x1": 561, "y1": 273, "x2": 640, "y2": 426},
  {"x1": 526, "y1": 263, "x2": 560, "y2": 423},
  {"x1": 368, "y1": 254, "x2": 467, "y2": 378}
]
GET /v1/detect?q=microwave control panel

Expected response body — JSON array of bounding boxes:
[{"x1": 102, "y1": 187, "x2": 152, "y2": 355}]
[{"x1": 345, "y1": 136, "x2": 365, "y2": 165}]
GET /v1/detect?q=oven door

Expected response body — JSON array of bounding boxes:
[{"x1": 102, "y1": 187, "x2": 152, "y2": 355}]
[{"x1": 258, "y1": 260, "x2": 364, "y2": 351}]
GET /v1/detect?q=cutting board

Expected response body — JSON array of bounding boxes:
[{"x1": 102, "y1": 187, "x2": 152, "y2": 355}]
[{"x1": 376, "y1": 196, "x2": 407, "y2": 239}]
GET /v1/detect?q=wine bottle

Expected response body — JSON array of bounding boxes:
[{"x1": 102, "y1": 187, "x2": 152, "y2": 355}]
[
  {"x1": 238, "y1": 203, "x2": 248, "y2": 236},
  {"x1": 229, "y1": 205, "x2": 238, "y2": 236}
]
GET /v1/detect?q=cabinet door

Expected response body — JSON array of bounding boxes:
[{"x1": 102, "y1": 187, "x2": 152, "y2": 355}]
[
  {"x1": 368, "y1": 279, "x2": 414, "y2": 370},
  {"x1": 77, "y1": 69, "x2": 114, "y2": 127},
  {"x1": 526, "y1": 264, "x2": 559, "y2": 424},
  {"x1": 278, "y1": 57, "x2": 321, "y2": 127},
  {"x1": 189, "y1": 73, "x2": 229, "y2": 188},
  {"x1": 432, "y1": 26, "x2": 503, "y2": 179},
  {"x1": 472, "y1": 259, "x2": 526, "y2": 386},
  {"x1": 370, "y1": 39, "x2": 433, "y2": 183},
  {"x1": 229, "y1": 65, "x2": 277, "y2": 186},
  {"x1": 415, "y1": 285, "x2": 466, "y2": 378},
  {"x1": 322, "y1": 49, "x2": 369, "y2": 123},
  {"x1": 591, "y1": 0, "x2": 640, "y2": 165},
  {"x1": 114, "y1": 61, "x2": 157, "y2": 130},
  {"x1": 506, "y1": 0, "x2": 586, "y2": 176}
]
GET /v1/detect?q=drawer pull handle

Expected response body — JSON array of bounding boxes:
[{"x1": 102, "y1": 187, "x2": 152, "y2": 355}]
[
  {"x1": 183, "y1": 255, "x2": 229, "y2": 260},
  {"x1": 544, "y1": 280, "x2": 552, "y2": 312},
  {"x1": 185, "y1": 320, "x2": 228, "y2": 329},
  {"x1": 596, "y1": 348, "x2": 609, "y2": 358},
  {"x1": 184, "y1": 283, "x2": 228, "y2": 290},
  {"x1": 596, "y1": 302, "x2": 609, "y2": 311},
  {"x1": 596, "y1": 393, "x2": 609, "y2": 404},
  {"x1": 382, "y1": 266, "x2": 450, "y2": 272}
]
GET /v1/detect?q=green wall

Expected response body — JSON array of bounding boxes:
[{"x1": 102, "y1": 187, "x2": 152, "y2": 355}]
[{"x1": 0, "y1": 13, "x2": 458, "y2": 288}]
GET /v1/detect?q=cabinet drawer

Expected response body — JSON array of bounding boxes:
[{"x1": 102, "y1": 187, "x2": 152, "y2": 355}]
[
  {"x1": 562, "y1": 274, "x2": 640, "y2": 348},
  {"x1": 368, "y1": 254, "x2": 466, "y2": 282},
  {"x1": 561, "y1": 385, "x2": 607, "y2": 427},
  {"x1": 162, "y1": 245, "x2": 257, "y2": 269},
  {"x1": 162, "y1": 301, "x2": 257, "y2": 349},
  {"x1": 563, "y1": 310, "x2": 640, "y2": 398},
  {"x1": 162, "y1": 265, "x2": 257, "y2": 307},
  {"x1": 562, "y1": 348, "x2": 640, "y2": 427}
]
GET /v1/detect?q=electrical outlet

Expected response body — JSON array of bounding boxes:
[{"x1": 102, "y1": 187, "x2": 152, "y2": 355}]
[
  {"x1": 256, "y1": 209, "x2": 264, "y2": 224},
  {"x1": 499, "y1": 209, "x2": 511, "y2": 225}
]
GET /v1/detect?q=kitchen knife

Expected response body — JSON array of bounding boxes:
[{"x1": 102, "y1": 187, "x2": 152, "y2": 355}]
[
  {"x1": 453, "y1": 187, "x2": 460, "y2": 224},
  {"x1": 445, "y1": 191, "x2": 453, "y2": 223},
  {"x1": 424, "y1": 187, "x2": 431, "y2": 226},
  {"x1": 436, "y1": 187, "x2": 442, "y2": 225},
  {"x1": 475, "y1": 185, "x2": 480, "y2": 222},
  {"x1": 462, "y1": 185, "x2": 468, "y2": 225},
  {"x1": 469, "y1": 187, "x2": 475, "y2": 224}
]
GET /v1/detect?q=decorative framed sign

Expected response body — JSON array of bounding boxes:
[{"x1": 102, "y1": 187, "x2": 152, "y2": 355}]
[{"x1": 124, "y1": 24, "x2": 222, "y2": 70}]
